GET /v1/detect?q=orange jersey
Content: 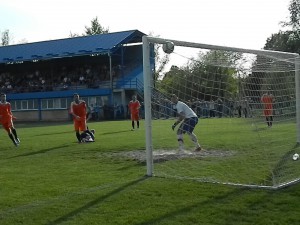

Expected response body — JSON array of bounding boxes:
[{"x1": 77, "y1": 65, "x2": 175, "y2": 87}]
[
  {"x1": 0, "y1": 102, "x2": 13, "y2": 121},
  {"x1": 0, "y1": 102, "x2": 14, "y2": 132},
  {"x1": 128, "y1": 100, "x2": 140, "y2": 114},
  {"x1": 261, "y1": 94, "x2": 274, "y2": 110},
  {"x1": 71, "y1": 101, "x2": 87, "y2": 131},
  {"x1": 71, "y1": 101, "x2": 87, "y2": 119}
]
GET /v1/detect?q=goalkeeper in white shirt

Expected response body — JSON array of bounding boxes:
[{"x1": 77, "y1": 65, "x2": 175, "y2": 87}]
[{"x1": 170, "y1": 94, "x2": 201, "y2": 152}]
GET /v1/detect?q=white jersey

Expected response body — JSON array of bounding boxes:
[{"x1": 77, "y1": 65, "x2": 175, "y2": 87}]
[{"x1": 175, "y1": 101, "x2": 197, "y2": 118}]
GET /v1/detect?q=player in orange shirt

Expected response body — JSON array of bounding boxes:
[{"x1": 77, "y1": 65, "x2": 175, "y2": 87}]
[
  {"x1": 261, "y1": 88, "x2": 275, "y2": 127},
  {"x1": 0, "y1": 93, "x2": 20, "y2": 147},
  {"x1": 128, "y1": 95, "x2": 141, "y2": 131},
  {"x1": 70, "y1": 93, "x2": 94, "y2": 143}
]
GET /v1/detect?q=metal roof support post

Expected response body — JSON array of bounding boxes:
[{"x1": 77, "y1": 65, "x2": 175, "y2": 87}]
[
  {"x1": 108, "y1": 51, "x2": 114, "y2": 106},
  {"x1": 121, "y1": 45, "x2": 124, "y2": 80}
]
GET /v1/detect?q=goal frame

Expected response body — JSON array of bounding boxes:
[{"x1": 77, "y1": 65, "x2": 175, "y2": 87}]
[{"x1": 142, "y1": 35, "x2": 300, "y2": 188}]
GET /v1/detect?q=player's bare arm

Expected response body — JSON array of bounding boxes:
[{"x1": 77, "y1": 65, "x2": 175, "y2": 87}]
[{"x1": 172, "y1": 112, "x2": 185, "y2": 130}]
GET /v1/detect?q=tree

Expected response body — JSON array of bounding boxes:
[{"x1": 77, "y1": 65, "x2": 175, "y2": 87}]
[
  {"x1": 146, "y1": 32, "x2": 171, "y2": 81},
  {"x1": 69, "y1": 31, "x2": 80, "y2": 38},
  {"x1": 264, "y1": 30, "x2": 300, "y2": 53},
  {"x1": 153, "y1": 43, "x2": 170, "y2": 81},
  {"x1": 69, "y1": 17, "x2": 109, "y2": 37},
  {"x1": 158, "y1": 50, "x2": 240, "y2": 101},
  {"x1": 259, "y1": 0, "x2": 300, "y2": 101},
  {"x1": 84, "y1": 17, "x2": 109, "y2": 35},
  {"x1": 1, "y1": 29, "x2": 11, "y2": 46},
  {"x1": 264, "y1": 0, "x2": 300, "y2": 53},
  {"x1": 283, "y1": 0, "x2": 300, "y2": 30},
  {"x1": 69, "y1": 17, "x2": 109, "y2": 38}
]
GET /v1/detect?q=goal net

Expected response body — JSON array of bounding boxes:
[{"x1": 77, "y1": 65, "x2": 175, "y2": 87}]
[{"x1": 142, "y1": 36, "x2": 300, "y2": 189}]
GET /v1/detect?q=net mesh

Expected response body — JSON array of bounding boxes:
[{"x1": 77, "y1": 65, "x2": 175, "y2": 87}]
[{"x1": 144, "y1": 38, "x2": 300, "y2": 188}]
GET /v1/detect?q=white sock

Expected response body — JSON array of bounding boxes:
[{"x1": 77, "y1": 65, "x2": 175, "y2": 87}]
[
  {"x1": 188, "y1": 132, "x2": 200, "y2": 148},
  {"x1": 177, "y1": 134, "x2": 184, "y2": 150}
]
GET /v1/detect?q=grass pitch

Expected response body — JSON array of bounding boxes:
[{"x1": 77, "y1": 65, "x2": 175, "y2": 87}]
[{"x1": 0, "y1": 119, "x2": 300, "y2": 225}]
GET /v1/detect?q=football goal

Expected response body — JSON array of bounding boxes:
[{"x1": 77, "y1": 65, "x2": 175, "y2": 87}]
[{"x1": 142, "y1": 36, "x2": 300, "y2": 189}]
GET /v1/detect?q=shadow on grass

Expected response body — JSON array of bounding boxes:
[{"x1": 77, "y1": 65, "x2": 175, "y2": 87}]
[
  {"x1": 130, "y1": 182, "x2": 299, "y2": 225},
  {"x1": 133, "y1": 186, "x2": 249, "y2": 225},
  {"x1": 15, "y1": 121, "x2": 71, "y2": 128},
  {"x1": 116, "y1": 163, "x2": 144, "y2": 171},
  {"x1": 7, "y1": 144, "x2": 71, "y2": 159},
  {"x1": 33, "y1": 130, "x2": 73, "y2": 137},
  {"x1": 101, "y1": 130, "x2": 132, "y2": 135},
  {"x1": 252, "y1": 126, "x2": 269, "y2": 132},
  {"x1": 46, "y1": 176, "x2": 148, "y2": 225}
]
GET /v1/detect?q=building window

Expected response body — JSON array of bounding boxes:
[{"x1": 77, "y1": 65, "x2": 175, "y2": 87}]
[
  {"x1": 10, "y1": 99, "x2": 38, "y2": 111},
  {"x1": 41, "y1": 98, "x2": 68, "y2": 109},
  {"x1": 10, "y1": 97, "x2": 103, "y2": 111}
]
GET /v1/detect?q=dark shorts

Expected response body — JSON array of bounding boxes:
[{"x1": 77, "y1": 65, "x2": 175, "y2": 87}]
[{"x1": 177, "y1": 117, "x2": 198, "y2": 134}]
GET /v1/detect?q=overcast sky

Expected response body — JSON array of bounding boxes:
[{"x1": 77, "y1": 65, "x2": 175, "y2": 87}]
[{"x1": 1, "y1": 0, "x2": 291, "y2": 50}]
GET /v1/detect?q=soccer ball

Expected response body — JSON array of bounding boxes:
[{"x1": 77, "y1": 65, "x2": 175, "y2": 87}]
[
  {"x1": 162, "y1": 41, "x2": 175, "y2": 54},
  {"x1": 292, "y1": 153, "x2": 299, "y2": 161}
]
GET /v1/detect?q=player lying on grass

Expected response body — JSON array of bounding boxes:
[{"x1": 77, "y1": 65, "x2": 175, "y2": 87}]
[{"x1": 80, "y1": 128, "x2": 95, "y2": 142}]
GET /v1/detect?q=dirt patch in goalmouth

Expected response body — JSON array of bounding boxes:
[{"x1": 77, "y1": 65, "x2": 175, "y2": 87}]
[{"x1": 106, "y1": 149, "x2": 234, "y2": 163}]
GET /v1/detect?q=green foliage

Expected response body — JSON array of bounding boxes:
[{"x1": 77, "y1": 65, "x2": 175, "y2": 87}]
[
  {"x1": 84, "y1": 17, "x2": 109, "y2": 36},
  {"x1": 148, "y1": 32, "x2": 171, "y2": 81},
  {"x1": 264, "y1": 30, "x2": 300, "y2": 53},
  {"x1": 69, "y1": 17, "x2": 109, "y2": 38},
  {"x1": 1, "y1": 29, "x2": 10, "y2": 46},
  {"x1": 285, "y1": 0, "x2": 300, "y2": 30},
  {"x1": 159, "y1": 50, "x2": 240, "y2": 100},
  {"x1": 264, "y1": 0, "x2": 300, "y2": 53}
]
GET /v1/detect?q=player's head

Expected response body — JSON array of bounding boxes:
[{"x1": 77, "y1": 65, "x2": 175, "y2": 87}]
[
  {"x1": 0, "y1": 93, "x2": 6, "y2": 102},
  {"x1": 132, "y1": 95, "x2": 137, "y2": 101},
  {"x1": 73, "y1": 93, "x2": 79, "y2": 103},
  {"x1": 170, "y1": 94, "x2": 178, "y2": 104}
]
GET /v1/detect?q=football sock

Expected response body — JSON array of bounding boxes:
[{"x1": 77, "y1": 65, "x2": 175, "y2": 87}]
[
  {"x1": 270, "y1": 116, "x2": 273, "y2": 126},
  {"x1": 137, "y1": 121, "x2": 139, "y2": 128},
  {"x1": 9, "y1": 133, "x2": 17, "y2": 144},
  {"x1": 11, "y1": 128, "x2": 18, "y2": 139},
  {"x1": 266, "y1": 117, "x2": 270, "y2": 126},
  {"x1": 76, "y1": 132, "x2": 81, "y2": 142},
  {"x1": 132, "y1": 121, "x2": 134, "y2": 129},
  {"x1": 177, "y1": 134, "x2": 184, "y2": 150},
  {"x1": 188, "y1": 132, "x2": 200, "y2": 147}
]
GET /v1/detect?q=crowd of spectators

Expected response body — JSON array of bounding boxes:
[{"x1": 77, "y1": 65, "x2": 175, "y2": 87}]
[
  {"x1": 0, "y1": 63, "x2": 124, "y2": 94},
  {"x1": 151, "y1": 97, "x2": 256, "y2": 119}
]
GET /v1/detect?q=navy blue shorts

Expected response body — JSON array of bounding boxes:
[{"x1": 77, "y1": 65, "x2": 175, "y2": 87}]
[{"x1": 177, "y1": 117, "x2": 198, "y2": 134}]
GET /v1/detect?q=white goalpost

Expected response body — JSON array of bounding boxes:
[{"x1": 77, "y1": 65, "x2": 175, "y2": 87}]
[{"x1": 143, "y1": 35, "x2": 300, "y2": 189}]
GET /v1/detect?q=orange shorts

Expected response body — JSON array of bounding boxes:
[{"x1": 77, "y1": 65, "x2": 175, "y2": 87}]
[
  {"x1": 73, "y1": 117, "x2": 87, "y2": 131},
  {"x1": 131, "y1": 113, "x2": 139, "y2": 121},
  {"x1": 1, "y1": 119, "x2": 13, "y2": 132},
  {"x1": 263, "y1": 109, "x2": 273, "y2": 116}
]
